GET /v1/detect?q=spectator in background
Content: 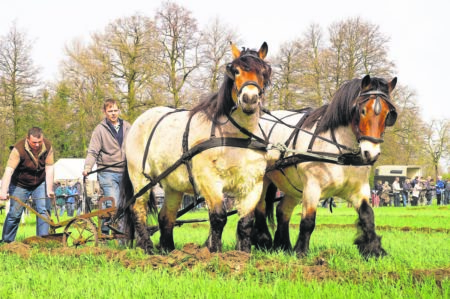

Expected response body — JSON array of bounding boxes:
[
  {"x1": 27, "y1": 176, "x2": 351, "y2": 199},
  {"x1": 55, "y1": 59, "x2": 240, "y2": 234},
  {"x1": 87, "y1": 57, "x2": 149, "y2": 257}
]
[
  {"x1": 435, "y1": 176, "x2": 445, "y2": 205},
  {"x1": 392, "y1": 177, "x2": 402, "y2": 207},
  {"x1": 372, "y1": 180, "x2": 382, "y2": 208},
  {"x1": 74, "y1": 180, "x2": 82, "y2": 215},
  {"x1": 55, "y1": 182, "x2": 68, "y2": 216},
  {"x1": 66, "y1": 182, "x2": 78, "y2": 217},
  {"x1": 153, "y1": 184, "x2": 165, "y2": 209},
  {"x1": 443, "y1": 178, "x2": 450, "y2": 205},
  {"x1": 411, "y1": 179, "x2": 422, "y2": 206},
  {"x1": 402, "y1": 178, "x2": 412, "y2": 207},
  {"x1": 424, "y1": 177, "x2": 434, "y2": 205},
  {"x1": 411, "y1": 176, "x2": 419, "y2": 188},
  {"x1": 381, "y1": 181, "x2": 392, "y2": 206}
]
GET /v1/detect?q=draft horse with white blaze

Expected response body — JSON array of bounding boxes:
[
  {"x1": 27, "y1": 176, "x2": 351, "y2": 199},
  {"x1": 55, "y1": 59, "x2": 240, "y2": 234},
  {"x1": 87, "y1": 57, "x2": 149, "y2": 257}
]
[
  {"x1": 119, "y1": 42, "x2": 272, "y2": 254},
  {"x1": 253, "y1": 75, "x2": 397, "y2": 258}
]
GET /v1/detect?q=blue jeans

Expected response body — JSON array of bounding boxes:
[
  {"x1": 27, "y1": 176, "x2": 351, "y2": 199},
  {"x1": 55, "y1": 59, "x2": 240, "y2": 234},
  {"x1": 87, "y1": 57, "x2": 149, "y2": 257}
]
[
  {"x1": 66, "y1": 203, "x2": 75, "y2": 217},
  {"x1": 2, "y1": 182, "x2": 50, "y2": 242},
  {"x1": 97, "y1": 171, "x2": 123, "y2": 233},
  {"x1": 401, "y1": 192, "x2": 408, "y2": 206}
]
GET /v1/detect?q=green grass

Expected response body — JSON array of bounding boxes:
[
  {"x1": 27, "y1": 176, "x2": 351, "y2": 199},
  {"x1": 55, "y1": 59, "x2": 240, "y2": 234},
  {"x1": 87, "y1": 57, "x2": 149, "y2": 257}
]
[{"x1": 0, "y1": 205, "x2": 449, "y2": 298}]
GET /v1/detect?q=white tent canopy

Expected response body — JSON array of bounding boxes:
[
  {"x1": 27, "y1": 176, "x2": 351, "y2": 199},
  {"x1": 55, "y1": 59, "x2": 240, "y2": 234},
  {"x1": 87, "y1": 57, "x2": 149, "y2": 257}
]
[{"x1": 54, "y1": 158, "x2": 97, "y2": 181}]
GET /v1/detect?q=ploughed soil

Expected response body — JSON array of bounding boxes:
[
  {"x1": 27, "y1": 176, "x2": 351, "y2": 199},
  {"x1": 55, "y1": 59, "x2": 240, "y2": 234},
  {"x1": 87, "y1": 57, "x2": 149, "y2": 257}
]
[{"x1": 1, "y1": 238, "x2": 449, "y2": 285}]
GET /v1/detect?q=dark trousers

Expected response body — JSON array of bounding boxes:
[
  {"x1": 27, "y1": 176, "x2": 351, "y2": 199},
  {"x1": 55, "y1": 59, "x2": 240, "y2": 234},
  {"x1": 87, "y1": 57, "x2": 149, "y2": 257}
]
[{"x1": 393, "y1": 193, "x2": 400, "y2": 207}]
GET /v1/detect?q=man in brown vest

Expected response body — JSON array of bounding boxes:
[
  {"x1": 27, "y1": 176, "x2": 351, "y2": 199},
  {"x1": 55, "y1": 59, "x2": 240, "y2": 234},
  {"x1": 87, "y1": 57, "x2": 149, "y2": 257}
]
[{"x1": 0, "y1": 127, "x2": 55, "y2": 243}]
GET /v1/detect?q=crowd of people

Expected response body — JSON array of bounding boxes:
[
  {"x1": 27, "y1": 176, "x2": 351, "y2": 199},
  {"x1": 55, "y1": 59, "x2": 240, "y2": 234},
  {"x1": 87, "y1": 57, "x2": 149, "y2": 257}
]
[
  {"x1": 54, "y1": 180, "x2": 82, "y2": 217},
  {"x1": 371, "y1": 176, "x2": 450, "y2": 207}
]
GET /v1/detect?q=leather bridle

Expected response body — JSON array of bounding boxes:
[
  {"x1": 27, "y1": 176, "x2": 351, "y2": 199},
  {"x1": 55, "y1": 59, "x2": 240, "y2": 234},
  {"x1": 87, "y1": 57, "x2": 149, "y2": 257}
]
[{"x1": 352, "y1": 90, "x2": 397, "y2": 144}]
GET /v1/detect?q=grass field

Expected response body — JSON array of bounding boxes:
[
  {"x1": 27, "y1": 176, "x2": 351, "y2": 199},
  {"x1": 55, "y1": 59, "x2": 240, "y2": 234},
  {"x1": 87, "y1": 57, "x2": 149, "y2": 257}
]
[{"x1": 0, "y1": 203, "x2": 449, "y2": 298}]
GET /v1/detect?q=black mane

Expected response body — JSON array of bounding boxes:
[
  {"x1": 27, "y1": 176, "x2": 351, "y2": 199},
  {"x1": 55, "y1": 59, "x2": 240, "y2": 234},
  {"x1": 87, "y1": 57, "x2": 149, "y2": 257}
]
[
  {"x1": 302, "y1": 77, "x2": 390, "y2": 134},
  {"x1": 190, "y1": 48, "x2": 271, "y2": 121}
]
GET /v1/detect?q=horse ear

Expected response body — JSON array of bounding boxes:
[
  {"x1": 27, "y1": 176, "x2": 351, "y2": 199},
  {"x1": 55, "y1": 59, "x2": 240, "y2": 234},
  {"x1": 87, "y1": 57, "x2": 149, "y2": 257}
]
[
  {"x1": 230, "y1": 41, "x2": 241, "y2": 59},
  {"x1": 361, "y1": 74, "x2": 371, "y2": 91},
  {"x1": 388, "y1": 77, "x2": 397, "y2": 93},
  {"x1": 258, "y1": 42, "x2": 268, "y2": 60}
]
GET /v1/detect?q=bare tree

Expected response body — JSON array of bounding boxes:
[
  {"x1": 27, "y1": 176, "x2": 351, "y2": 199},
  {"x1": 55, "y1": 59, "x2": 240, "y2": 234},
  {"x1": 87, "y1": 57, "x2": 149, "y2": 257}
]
[
  {"x1": 423, "y1": 119, "x2": 450, "y2": 180},
  {"x1": 294, "y1": 23, "x2": 331, "y2": 107},
  {"x1": 270, "y1": 40, "x2": 301, "y2": 109},
  {"x1": 328, "y1": 17, "x2": 394, "y2": 87},
  {"x1": 0, "y1": 22, "x2": 40, "y2": 141},
  {"x1": 92, "y1": 14, "x2": 164, "y2": 120},
  {"x1": 155, "y1": 1, "x2": 202, "y2": 107},
  {"x1": 198, "y1": 17, "x2": 241, "y2": 93}
]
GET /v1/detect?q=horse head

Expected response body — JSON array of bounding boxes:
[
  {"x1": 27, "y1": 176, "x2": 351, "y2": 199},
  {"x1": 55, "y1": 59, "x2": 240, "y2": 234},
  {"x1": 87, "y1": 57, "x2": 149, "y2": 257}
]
[
  {"x1": 226, "y1": 42, "x2": 271, "y2": 115},
  {"x1": 351, "y1": 75, "x2": 397, "y2": 163}
]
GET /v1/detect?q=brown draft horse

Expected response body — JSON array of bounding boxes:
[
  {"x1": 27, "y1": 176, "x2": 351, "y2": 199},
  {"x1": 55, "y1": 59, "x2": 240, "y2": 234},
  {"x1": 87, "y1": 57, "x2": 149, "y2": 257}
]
[
  {"x1": 253, "y1": 75, "x2": 397, "y2": 258},
  {"x1": 119, "y1": 42, "x2": 272, "y2": 254}
]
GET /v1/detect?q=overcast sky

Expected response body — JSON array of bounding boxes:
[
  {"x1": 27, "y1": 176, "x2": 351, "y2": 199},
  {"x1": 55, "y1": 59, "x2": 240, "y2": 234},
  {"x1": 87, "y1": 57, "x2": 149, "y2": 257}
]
[{"x1": 0, "y1": 0, "x2": 448, "y2": 121}]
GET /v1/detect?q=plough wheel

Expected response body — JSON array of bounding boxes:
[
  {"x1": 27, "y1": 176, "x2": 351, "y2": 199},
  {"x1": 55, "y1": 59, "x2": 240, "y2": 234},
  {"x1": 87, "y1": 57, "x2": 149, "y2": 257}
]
[{"x1": 63, "y1": 217, "x2": 98, "y2": 247}]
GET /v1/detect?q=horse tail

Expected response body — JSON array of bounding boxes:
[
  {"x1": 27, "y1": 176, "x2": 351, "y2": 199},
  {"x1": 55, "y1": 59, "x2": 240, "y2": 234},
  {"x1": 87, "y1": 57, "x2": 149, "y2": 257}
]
[
  {"x1": 265, "y1": 182, "x2": 277, "y2": 227},
  {"x1": 119, "y1": 166, "x2": 135, "y2": 241}
]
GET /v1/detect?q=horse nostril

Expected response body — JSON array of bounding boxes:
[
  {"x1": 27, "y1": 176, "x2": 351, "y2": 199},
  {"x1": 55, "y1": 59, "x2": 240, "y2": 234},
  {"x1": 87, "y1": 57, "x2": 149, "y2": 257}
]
[
  {"x1": 373, "y1": 152, "x2": 380, "y2": 161},
  {"x1": 364, "y1": 151, "x2": 380, "y2": 162}
]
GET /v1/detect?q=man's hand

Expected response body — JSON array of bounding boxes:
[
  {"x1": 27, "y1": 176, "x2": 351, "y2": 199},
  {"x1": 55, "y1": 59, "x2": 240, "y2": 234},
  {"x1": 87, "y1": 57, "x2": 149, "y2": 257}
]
[
  {"x1": 82, "y1": 170, "x2": 89, "y2": 177},
  {"x1": 0, "y1": 193, "x2": 8, "y2": 201}
]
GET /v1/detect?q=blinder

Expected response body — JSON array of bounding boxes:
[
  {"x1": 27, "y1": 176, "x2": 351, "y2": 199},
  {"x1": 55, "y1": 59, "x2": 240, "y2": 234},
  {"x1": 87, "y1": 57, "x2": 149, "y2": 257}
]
[
  {"x1": 358, "y1": 90, "x2": 397, "y2": 127},
  {"x1": 353, "y1": 90, "x2": 397, "y2": 143},
  {"x1": 385, "y1": 110, "x2": 397, "y2": 127},
  {"x1": 226, "y1": 63, "x2": 235, "y2": 80}
]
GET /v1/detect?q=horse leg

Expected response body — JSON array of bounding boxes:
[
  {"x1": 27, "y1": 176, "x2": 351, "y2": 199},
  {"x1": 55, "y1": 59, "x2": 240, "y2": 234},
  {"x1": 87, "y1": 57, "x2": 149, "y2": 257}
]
[
  {"x1": 293, "y1": 186, "x2": 319, "y2": 257},
  {"x1": 252, "y1": 203, "x2": 272, "y2": 250},
  {"x1": 251, "y1": 180, "x2": 275, "y2": 250},
  {"x1": 204, "y1": 201, "x2": 227, "y2": 253},
  {"x1": 236, "y1": 213, "x2": 254, "y2": 252},
  {"x1": 354, "y1": 199, "x2": 387, "y2": 258},
  {"x1": 158, "y1": 189, "x2": 183, "y2": 253},
  {"x1": 131, "y1": 197, "x2": 154, "y2": 254},
  {"x1": 273, "y1": 194, "x2": 297, "y2": 252}
]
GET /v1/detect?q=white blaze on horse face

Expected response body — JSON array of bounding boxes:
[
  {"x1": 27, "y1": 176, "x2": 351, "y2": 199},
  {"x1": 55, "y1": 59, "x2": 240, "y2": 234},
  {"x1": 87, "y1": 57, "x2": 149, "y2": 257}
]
[
  {"x1": 359, "y1": 140, "x2": 381, "y2": 163},
  {"x1": 238, "y1": 85, "x2": 261, "y2": 115}
]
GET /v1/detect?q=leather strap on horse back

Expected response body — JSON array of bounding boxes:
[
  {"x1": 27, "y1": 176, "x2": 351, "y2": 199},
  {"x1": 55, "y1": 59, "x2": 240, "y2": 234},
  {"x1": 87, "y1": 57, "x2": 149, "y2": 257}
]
[
  {"x1": 283, "y1": 110, "x2": 311, "y2": 154},
  {"x1": 183, "y1": 112, "x2": 202, "y2": 204},
  {"x1": 142, "y1": 109, "x2": 186, "y2": 178}
]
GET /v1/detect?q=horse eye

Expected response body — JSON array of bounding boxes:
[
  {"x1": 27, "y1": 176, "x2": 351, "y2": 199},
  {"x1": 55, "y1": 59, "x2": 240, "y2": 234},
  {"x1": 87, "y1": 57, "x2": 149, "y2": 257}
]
[
  {"x1": 361, "y1": 108, "x2": 367, "y2": 116},
  {"x1": 234, "y1": 68, "x2": 240, "y2": 75}
]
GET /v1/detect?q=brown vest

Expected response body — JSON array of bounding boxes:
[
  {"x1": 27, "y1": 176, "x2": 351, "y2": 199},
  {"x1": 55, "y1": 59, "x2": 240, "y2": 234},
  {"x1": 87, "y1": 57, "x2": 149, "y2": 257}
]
[{"x1": 11, "y1": 138, "x2": 52, "y2": 189}]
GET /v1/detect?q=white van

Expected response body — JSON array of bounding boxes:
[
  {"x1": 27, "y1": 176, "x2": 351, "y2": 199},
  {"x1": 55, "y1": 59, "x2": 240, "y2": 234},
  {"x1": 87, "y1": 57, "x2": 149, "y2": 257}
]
[{"x1": 373, "y1": 165, "x2": 422, "y2": 186}]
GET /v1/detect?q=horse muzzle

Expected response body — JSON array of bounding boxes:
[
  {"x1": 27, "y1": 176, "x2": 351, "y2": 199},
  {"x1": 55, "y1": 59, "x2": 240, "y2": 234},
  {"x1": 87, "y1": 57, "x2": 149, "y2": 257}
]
[
  {"x1": 359, "y1": 140, "x2": 381, "y2": 164},
  {"x1": 238, "y1": 82, "x2": 262, "y2": 115}
]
